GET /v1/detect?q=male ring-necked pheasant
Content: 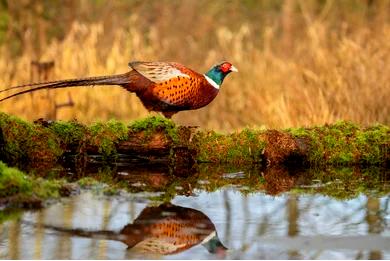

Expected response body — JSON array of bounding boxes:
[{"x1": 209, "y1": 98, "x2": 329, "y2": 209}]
[{"x1": 0, "y1": 61, "x2": 237, "y2": 118}]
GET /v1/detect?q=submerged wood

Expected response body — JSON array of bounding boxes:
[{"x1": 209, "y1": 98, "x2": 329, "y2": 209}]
[{"x1": 0, "y1": 113, "x2": 389, "y2": 169}]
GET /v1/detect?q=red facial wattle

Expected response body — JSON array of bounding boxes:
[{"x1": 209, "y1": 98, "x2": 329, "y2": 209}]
[{"x1": 220, "y1": 63, "x2": 232, "y2": 73}]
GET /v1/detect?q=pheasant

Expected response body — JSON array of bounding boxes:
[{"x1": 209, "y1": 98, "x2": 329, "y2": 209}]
[
  {"x1": 27, "y1": 203, "x2": 227, "y2": 256},
  {"x1": 0, "y1": 61, "x2": 237, "y2": 118}
]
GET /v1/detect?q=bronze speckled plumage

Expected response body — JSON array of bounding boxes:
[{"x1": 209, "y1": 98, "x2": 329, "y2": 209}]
[{"x1": 0, "y1": 61, "x2": 237, "y2": 118}]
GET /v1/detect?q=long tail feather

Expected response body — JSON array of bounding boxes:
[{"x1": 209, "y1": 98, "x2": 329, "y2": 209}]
[
  {"x1": 22, "y1": 220, "x2": 121, "y2": 241},
  {"x1": 0, "y1": 73, "x2": 131, "y2": 102}
]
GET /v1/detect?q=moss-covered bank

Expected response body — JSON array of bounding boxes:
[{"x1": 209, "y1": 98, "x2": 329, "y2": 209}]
[
  {"x1": 0, "y1": 161, "x2": 78, "y2": 208},
  {"x1": 287, "y1": 121, "x2": 389, "y2": 166},
  {"x1": 0, "y1": 113, "x2": 389, "y2": 168}
]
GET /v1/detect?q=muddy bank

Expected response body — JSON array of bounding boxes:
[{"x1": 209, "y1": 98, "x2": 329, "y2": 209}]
[{"x1": 0, "y1": 113, "x2": 389, "y2": 169}]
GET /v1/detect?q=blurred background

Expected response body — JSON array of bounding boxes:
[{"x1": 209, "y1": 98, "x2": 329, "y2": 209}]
[{"x1": 0, "y1": 0, "x2": 388, "y2": 131}]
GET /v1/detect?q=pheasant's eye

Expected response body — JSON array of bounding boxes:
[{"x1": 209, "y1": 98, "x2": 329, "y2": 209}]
[{"x1": 220, "y1": 63, "x2": 231, "y2": 73}]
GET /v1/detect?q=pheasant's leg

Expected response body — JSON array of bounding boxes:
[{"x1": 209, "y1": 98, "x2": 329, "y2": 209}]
[{"x1": 162, "y1": 111, "x2": 176, "y2": 119}]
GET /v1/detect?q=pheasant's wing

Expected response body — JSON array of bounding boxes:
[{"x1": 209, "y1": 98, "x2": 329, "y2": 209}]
[
  {"x1": 129, "y1": 61, "x2": 191, "y2": 83},
  {"x1": 129, "y1": 61, "x2": 202, "y2": 106}
]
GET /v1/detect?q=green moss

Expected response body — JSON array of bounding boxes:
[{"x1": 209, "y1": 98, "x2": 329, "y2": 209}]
[
  {"x1": 0, "y1": 161, "x2": 68, "y2": 203},
  {"x1": 0, "y1": 113, "x2": 37, "y2": 161},
  {"x1": 88, "y1": 119, "x2": 129, "y2": 157},
  {"x1": 89, "y1": 119, "x2": 129, "y2": 139},
  {"x1": 310, "y1": 121, "x2": 357, "y2": 165},
  {"x1": 194, "y1": 129, "x2": 266, "y2": 163},
  {"x1": 0, "y1": 161, "x2": 32, "y2": 197},
  {"x1": 331, "y1": 120, "x2": 359, "y2": 135},
  {"x1": 287, "y1": 121, "x2": 389, "y2": 166},
  {"x1": 287, "y1": 127, "x2": 310, "y2": 137},
  {"x1": 49, "y1": 120, "x2": 86, "y2": 144},
  {"x1": 0, "y1": 113, "x2": 62, "y2": 164},
  {"x1": 0, "y1": 209, "x2": 22, "y2": 224},
  {"x1": 31, "y1": 178, "x2": 66, "y2": 198},
  {"x1": 77, "y1": 177, "x2": 100, "y2": 187},
  {"x1": 130, "y1": 115, "x2": 179, "y2": 142},
  {"x1": 0, "y1": 113, "x2": 388, "y2": 167},
  {"x1": 355, "y1": 124, "x2": 390, "y2": 165}
]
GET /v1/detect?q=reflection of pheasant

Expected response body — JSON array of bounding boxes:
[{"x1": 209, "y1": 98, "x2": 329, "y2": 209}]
[
  {"x1": 30, "y1": 203, "x2": 227, "y2": 255},
  {"x1": 0, "y1": 61, "x2": 237, "y2": 118}
]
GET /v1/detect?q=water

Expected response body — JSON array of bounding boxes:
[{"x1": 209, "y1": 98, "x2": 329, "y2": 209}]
[{"x1": 0, "y1": 166, "x2": 389, "y2": 259}]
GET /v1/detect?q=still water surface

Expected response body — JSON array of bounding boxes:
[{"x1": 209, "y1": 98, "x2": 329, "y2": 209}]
[{"x1": 0, "y1": 166, "x2": 389, "y2": 259}]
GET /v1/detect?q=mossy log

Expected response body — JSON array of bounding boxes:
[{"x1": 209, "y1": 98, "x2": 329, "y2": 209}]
[{"x1": 0, "y1": 113, "x2": 389, "y2": 169}]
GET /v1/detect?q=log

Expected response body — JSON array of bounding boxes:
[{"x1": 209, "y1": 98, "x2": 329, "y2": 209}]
[{"x1": 0, "y1": 113, "x2": 389, "y2": 170}]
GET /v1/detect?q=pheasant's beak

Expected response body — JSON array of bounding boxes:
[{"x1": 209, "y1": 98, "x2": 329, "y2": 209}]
[{"x1": 230, "y1": 65, "x2": 238, "y2": 72}]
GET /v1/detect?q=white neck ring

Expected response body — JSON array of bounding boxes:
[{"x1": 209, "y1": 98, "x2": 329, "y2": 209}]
[{"x1": 204, "y1": 75, "x2": 220, "y2": 90}]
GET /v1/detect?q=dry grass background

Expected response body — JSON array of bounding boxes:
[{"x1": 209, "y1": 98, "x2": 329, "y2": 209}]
[{"x1": 0, "y1": 0, "x2": 389, "y2": 131}]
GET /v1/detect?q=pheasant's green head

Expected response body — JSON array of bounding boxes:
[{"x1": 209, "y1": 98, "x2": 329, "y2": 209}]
[{"x1": 205, "y1": 61, "x2": 238, "y2": 88}]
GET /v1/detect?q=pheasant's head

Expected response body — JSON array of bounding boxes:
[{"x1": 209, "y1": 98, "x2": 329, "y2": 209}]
[{"x1": 205, "y1": 61, "x2": 238, "y2": 87}]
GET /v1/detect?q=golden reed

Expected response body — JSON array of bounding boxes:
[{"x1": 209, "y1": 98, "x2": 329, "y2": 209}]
[{"x1": 0, "y1": 4, "x2": 389, "y2": 131}]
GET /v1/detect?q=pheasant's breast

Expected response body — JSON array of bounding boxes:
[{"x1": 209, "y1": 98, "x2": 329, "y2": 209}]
[
  {"x1": 152, "y1": 75, "x2": 218, "y2": 108},
  {"x1": 153, "y1": 76, "x2": 195, "y2": 106}
]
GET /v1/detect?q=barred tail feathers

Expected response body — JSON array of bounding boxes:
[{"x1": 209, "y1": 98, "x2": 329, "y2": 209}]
[{"x1": 0, "y1": 73, "x2": 132, "y2": 102}]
